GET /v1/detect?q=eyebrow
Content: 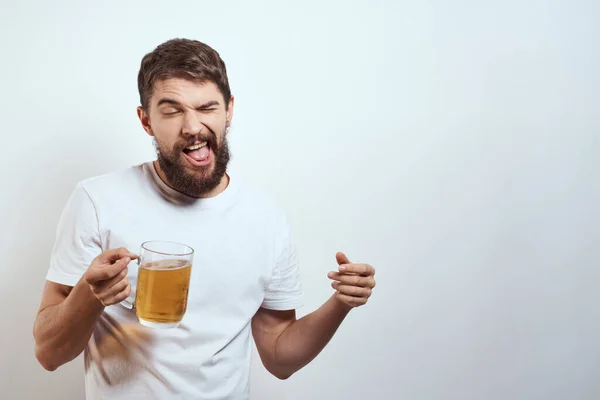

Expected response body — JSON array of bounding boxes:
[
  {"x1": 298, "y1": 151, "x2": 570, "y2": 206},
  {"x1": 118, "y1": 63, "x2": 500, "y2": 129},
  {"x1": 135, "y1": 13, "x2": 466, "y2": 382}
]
[{"x1": 157, "y1": 98, "x2": 221, "y2": 109}]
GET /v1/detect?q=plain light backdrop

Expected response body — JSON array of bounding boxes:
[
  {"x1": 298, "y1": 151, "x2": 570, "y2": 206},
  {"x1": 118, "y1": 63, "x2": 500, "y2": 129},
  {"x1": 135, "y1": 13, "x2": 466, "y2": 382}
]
[{"x1": 1, "y1": 1, "x2": 598, "y2": 399}]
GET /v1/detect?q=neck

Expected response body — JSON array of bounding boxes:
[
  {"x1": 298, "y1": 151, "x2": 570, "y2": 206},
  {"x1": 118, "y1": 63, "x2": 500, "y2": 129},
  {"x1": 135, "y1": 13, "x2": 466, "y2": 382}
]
[{"x1": 153, "y1": 160, "x2": 230, "y2": 199}]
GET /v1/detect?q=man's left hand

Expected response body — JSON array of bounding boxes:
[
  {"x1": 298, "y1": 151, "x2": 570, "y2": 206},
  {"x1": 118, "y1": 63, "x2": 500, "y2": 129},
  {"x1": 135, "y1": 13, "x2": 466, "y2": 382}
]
[{"x1": 327, "y1": 252, "x2": 376, "y2": 308}]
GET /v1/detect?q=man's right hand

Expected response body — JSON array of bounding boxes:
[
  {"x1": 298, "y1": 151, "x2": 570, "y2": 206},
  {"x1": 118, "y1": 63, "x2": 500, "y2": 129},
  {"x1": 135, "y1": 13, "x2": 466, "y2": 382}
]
[{"x1": 84, "y1": 248, "x2": 138, "y2": 306}]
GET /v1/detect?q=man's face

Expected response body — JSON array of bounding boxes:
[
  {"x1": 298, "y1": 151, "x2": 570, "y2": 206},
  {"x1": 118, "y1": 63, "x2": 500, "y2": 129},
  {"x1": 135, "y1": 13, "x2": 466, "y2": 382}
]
[{"x1": 138, "y1": 78, "x2": 234, "y2": 197}]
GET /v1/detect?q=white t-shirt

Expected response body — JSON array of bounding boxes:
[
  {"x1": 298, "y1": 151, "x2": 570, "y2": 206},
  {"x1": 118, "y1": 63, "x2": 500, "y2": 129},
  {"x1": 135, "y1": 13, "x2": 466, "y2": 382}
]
[{"x1": 46, "y1": 161, "x2": 304, "y2": 400}]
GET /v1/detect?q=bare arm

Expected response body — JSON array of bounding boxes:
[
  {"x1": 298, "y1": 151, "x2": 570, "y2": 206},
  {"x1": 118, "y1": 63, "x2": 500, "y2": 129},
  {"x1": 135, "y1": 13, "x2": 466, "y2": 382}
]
[
  {"x1": 33, "y1": 280, "x2": 105, "y2": 371},
  {"x1": 33, "y1": 248, "x2": 136, "y2": 371},
  {"x1": 252, "y1": 252, "x2": 376, "y2": 380},
  {"x1": 252, "y1": 294, "x2": 352, "y2": 380}
]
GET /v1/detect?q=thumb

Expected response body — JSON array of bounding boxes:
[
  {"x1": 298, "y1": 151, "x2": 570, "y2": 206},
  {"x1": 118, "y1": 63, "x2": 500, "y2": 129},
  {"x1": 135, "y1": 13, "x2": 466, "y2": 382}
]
[{"x1": 336, "y1": 251, "x2": 351, "y2": 266}]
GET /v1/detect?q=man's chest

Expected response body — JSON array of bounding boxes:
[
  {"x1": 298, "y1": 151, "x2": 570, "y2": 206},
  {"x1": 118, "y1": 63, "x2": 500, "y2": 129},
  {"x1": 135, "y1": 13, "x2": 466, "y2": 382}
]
[{"x1": 99, "y1": 208, "x2": 278, "y2": 316}]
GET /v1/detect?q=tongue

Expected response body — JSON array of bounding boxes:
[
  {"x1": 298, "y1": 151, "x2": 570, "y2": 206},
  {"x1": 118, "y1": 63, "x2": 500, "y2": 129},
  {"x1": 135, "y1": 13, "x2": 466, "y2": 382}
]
[{"x1": 187, "y1": 146, "x2": 210, "y2": 161}]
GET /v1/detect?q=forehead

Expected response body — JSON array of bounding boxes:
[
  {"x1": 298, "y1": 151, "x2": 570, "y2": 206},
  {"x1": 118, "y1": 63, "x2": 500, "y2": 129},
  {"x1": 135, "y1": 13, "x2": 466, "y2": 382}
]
[{"x1": 151, "y1": 77, "x2": 224, "y2": 106}]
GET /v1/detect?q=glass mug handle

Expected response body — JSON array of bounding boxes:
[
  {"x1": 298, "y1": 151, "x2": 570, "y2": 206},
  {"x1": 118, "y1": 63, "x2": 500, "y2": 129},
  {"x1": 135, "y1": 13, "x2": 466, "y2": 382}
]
[{"x1": 120, "y1": 257, "x2": 139, "y2": 310}]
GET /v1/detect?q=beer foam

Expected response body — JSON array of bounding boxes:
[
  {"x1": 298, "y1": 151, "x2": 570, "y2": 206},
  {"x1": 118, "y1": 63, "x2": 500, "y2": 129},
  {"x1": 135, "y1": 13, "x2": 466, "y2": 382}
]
[{"x1": 141, "y1": 259, "x2": 190, "y2": 270}]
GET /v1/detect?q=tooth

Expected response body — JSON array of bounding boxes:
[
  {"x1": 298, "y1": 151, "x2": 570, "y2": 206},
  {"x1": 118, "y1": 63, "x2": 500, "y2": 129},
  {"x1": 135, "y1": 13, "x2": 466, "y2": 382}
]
[{"x1": 186, "y1": 142, "x2": 207, "y2": 151}]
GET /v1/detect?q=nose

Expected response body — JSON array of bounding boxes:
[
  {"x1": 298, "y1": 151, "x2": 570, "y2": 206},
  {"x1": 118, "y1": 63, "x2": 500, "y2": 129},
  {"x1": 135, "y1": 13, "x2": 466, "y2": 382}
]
[{"x1": 181, "y1": 111, "x2": 203, "y2": 136}]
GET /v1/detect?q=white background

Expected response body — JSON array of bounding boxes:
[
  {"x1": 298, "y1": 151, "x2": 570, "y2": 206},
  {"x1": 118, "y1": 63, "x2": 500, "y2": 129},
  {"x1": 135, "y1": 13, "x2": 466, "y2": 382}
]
[{"x1": 1, "y1": 1, "x2": 598, "y2": 399}]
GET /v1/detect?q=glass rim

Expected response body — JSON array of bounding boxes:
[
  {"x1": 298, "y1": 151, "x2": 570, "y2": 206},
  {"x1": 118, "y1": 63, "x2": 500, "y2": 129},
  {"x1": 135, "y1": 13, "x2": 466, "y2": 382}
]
[{"x1": 140, "y1": 240, "x2": 194, "y2": 256}]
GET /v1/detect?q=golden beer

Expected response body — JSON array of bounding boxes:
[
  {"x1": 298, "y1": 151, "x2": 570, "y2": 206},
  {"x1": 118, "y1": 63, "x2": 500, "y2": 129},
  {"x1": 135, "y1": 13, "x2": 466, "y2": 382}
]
[{"x1": 135, "y1": 259, "x2": 192, "y2": 326}]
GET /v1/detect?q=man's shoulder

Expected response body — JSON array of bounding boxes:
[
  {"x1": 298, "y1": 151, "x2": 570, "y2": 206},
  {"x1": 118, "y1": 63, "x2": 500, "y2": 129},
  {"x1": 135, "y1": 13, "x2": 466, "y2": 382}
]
[{"x1": 75, "y1": 163, "x2": 147, "y2": 194}]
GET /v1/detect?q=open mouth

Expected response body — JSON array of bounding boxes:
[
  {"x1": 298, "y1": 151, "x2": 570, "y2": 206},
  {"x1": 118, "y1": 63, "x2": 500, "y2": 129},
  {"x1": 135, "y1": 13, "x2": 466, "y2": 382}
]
[{"x1": 182, "y1": 141, "x2": 211, "y2": 166}]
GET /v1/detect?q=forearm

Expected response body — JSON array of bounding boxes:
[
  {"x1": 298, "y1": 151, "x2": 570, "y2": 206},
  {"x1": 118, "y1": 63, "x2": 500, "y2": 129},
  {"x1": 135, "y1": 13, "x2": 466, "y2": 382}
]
[
  {"x1": 274, "y1": 294, "x2": 351, "y2": 377},
  {"x1": 34, "y1": 279, "x2": 105, "y2": 371}
]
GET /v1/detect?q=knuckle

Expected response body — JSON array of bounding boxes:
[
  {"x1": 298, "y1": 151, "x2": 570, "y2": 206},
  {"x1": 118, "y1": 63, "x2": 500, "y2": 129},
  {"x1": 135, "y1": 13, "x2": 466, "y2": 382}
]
[
  {"x1": 100, "y1": 270, "x2": 111, "y2": 280},
  {"x1": 85, "y1": 268, "x2": 99, "y2": 282},
  {"x1": 110, "y1": 281, "x2": 121, "y2": 293},
  {"x1": 104, "y1": 298, "x2": 116, "y2": 306},
  {"x1": 113, "y1": 280, "x2": 125, "y2": 293}
]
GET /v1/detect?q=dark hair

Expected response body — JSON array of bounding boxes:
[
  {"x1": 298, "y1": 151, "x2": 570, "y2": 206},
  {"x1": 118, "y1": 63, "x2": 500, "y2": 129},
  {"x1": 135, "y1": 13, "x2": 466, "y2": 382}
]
[{"x1": 137, "y1": 38, "x2": 231, "y2": 110}]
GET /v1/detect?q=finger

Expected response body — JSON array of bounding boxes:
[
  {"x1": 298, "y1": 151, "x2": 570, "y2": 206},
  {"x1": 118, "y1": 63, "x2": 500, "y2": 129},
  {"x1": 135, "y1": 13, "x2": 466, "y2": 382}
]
[
  {"x1": 87, "y1": 257, "x2": 131, "y2": 284},
  {"x1": 98, "y1": 278, "x2": 129, "y2": 302},
  {"x1": 336, "y1": 292, "x2": 368, "y2": 307},
  {"x1": 331, "y1": 282, "x2": 372, "y2": 298},
  {"x1": 99, "y1": 248, "x2": 138, "y2": 264},
  {"x1": 328, "y1": 272, "x2": 375, "y2": 288},
  {"x1": 338, "y1": 263, "x2": 375, "y2": 276},
  {"x1": 336, "y1": 252, "x2": 351, "y2": 266},
  {"x1": 90, "y1": 266, "x2": 128, "y2": 295},
  {"x1": 101, "y1": 283, "x2": 132, "y2": 306}
]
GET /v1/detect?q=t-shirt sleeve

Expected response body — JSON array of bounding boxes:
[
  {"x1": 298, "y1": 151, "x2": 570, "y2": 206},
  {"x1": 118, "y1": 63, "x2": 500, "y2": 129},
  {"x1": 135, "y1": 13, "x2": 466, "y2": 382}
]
[
  {"x1": 46, "y1": 184, "x2": 102, "y2": 287},
  {"x1": 261, "y1": 214, "x2": 304, "y2": 310}
]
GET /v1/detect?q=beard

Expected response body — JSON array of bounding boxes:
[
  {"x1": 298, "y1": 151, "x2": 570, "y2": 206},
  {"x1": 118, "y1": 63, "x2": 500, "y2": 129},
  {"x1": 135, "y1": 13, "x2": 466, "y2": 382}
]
[{"x1": 154, "y1": 128, "x2": 231, "y2": 198}]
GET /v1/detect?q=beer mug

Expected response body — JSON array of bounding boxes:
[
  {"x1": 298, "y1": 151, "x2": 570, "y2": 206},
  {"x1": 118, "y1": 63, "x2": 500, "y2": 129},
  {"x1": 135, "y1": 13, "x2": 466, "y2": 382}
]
[{"x1": 122, "y1": 241, "x2": 194, "y2": 328}]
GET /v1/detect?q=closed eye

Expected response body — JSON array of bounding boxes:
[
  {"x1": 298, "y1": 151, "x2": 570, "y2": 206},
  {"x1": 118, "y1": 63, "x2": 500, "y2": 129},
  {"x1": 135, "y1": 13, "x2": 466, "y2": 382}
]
[{"x1": 196, "y1": 100, "x2": 221, "y2": 112}]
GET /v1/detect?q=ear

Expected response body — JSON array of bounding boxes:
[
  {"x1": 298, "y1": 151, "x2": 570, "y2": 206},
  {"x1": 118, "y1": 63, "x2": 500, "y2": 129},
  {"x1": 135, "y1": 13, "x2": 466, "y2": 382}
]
[
  {"x1": 225, "y1": 96, "x2": 235, "y2": 128},
  {"x1": 137, "y1": 106, "x2": 153, "y2": 136}
]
